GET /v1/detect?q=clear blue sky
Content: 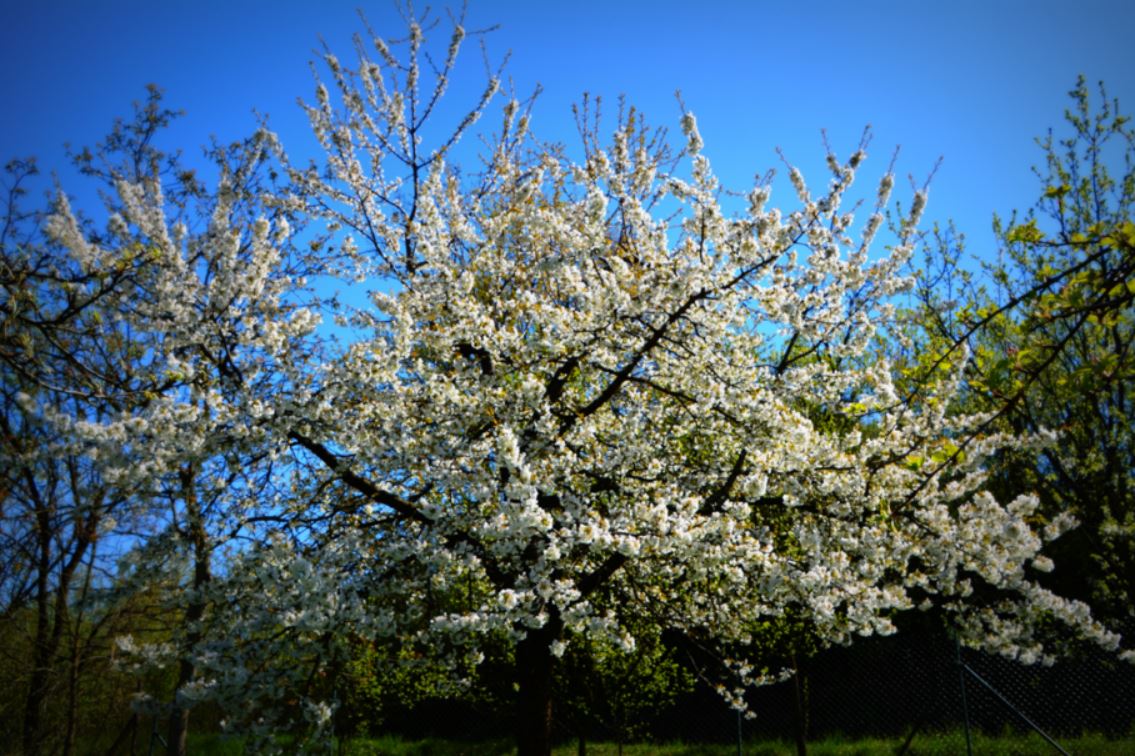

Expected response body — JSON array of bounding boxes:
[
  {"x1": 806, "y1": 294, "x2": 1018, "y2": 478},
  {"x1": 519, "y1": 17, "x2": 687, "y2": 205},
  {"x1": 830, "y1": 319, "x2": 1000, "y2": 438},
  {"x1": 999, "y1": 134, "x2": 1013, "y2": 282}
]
[{"x1": 3, "y1": 0, "x2": 1134, "y2": 254}]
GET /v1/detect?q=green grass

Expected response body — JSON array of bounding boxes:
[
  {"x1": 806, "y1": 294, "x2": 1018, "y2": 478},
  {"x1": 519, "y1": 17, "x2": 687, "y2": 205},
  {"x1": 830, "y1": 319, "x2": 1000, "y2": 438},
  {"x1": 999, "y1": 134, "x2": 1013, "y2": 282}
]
[
  {"x1": 339, "y1": 735, "x2": 516, "y2": 755},
  {"x1": 544, "y1": 733, "x2": 1135, "y2": 756},
  {"x1": 184, "y1": 732, "x2": 249, "y2": 755},
  {"x1": 187, "y1": 731, "x2": 1135, "y2": 755}
]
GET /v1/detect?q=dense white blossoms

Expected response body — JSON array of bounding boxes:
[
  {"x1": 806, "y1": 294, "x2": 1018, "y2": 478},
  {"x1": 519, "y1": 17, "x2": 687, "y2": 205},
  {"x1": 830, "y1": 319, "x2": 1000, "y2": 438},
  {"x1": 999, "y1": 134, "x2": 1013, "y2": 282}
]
[
  {"x1": 39, "y1": 14, "x2": 1130, "y2": 752},
  {"x1": 274, "y1": 18, "x2": 1129, "y2": 716}
]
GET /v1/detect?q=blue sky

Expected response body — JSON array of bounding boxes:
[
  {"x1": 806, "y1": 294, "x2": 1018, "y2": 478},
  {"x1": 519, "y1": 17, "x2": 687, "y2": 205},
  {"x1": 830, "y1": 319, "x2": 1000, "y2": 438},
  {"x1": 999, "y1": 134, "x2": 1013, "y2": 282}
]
[{"x1": 3, "y1": 0, "x2": 1134, "y2": 255}]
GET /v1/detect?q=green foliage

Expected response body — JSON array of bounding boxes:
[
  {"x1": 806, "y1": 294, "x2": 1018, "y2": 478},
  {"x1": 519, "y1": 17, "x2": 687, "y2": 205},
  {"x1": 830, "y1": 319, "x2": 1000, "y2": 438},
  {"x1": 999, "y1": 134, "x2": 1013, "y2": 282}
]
[
  {"x1": 554, "y1": 629, "x2": 694, "y2": 745},
  {"x1": 0, "y1": 591, "x2": 178, "y2": 755},
  {"x1": 906, "y1": 77, "x2": 1135, "y2": 625},
  {"x1": 337, "y1": 627, "x2": 515, "y2": 739},
  {"x1": 340, "y1": 640, "x2": 465, "y2": 735}
]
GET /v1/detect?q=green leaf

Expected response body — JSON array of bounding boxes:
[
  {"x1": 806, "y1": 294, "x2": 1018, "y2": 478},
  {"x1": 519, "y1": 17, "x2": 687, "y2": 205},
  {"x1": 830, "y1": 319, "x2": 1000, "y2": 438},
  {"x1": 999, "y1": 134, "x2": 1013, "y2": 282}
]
[{"x1": 1006, "y1": 219, "x2": 1045, "y2": 244}]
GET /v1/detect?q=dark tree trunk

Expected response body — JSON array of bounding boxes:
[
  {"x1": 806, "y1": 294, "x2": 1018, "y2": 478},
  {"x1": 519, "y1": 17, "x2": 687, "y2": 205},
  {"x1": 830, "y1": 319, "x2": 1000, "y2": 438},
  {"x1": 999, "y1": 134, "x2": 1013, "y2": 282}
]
[
  {"x1": 23, "y1": 480, "x2": 55, "y2": 756},
  {"x1": 166, "y1": 466, "x2": 211, "y2": 756},
  {"x1": 167, "y1": 676, "x2": 193, "y2": 756},
  {"x1": 62, "y1": 548, "x2": 96, "y2": 756},
  {"x1": 515, "y1": 617, "x2": 562, "y2": 756},
  {"x1": 23, "y1": 480, "x2": 88, "y2": 756},
  {"x1": 791, "y1": 652, "x2": 808, "y2": 756},
  {"x1": 23, "y1": 551, "x2": 81, "y2": 756},
  {"x1": 61, "y1": 608, "x2": 81, "y2": 756},
  {"x1": 23, "y1": 575, "x2": 51, "y2": 756},
  {"x1": 20, "y1": 452, "x2": 102, "y2": 756},
  {"x1": 167, "y1": 572, "x2": 209, "y2": 756},
  {"x1": 166, "y1": 545, "x2": 209, "y2": 756}
]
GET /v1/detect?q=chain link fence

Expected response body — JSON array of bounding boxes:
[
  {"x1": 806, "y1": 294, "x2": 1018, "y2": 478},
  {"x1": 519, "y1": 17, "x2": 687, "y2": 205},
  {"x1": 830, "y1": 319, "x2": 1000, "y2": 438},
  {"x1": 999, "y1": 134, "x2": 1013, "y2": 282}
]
[
  {"x1": 30, "y1": 623, "x2": 1127, "y2": 752},
  {"x1": 555, "y1": 625, "x2": 1135, "y2": 753}
]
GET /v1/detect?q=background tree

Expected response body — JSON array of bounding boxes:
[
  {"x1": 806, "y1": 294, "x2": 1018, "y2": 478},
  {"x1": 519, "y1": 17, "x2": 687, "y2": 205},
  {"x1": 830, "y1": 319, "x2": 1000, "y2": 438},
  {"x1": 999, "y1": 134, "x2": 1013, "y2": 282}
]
[
  {"x1": 75, "y1": 118, "x2": 335, "y2": 755},
  {"x1": 0, "y1": 144, "x2": 159, "y2": 756},
  {"x1": 906, "y1": 77, "x2": 1135, "y2": 630},
  {"x1": 2, "y1": 84, "x2": 338, "y2": 754}
]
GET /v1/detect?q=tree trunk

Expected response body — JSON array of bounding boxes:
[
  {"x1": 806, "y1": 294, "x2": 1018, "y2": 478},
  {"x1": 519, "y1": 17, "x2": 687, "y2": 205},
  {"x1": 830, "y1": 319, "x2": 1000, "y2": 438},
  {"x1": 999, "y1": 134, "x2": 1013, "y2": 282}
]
[
  {"x1": 166, "y1": 466, "x2": 211, "y2": 756},
  {"x1": 23, "y1": 556, "x2": 81, "y2": 756},
  {"x1": 23, "y1": 583, "x2": 51, "y2": 756},
  {"x1": 63, "y1": 548, "x2": 96, "y2": 756},
  {"x1": 22, "y1": 481, "x2": 55, "y2": 756},
  {"x1": 165, "y1": 548, "x2": 209, "y2": 756},
  {"x1": 20, "y1": 459, "x2": 97, "y2": 756},
  {"x1": 166, "y1": 686, "x2": 192, "y2": 756},
  {"x1": 515, "y1": 618, "x2": 562, "y2": 756},
  {"x1": 61, "y1": 605, "x2": 82, "y2": 756},
  {"x1": 791, "y1": 652, "x2": 808, "y2": 756}
]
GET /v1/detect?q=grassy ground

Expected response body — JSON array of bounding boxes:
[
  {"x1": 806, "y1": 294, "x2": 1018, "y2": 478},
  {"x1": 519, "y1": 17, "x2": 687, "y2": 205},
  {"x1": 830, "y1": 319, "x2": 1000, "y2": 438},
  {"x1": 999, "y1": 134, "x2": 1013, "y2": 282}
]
[{"x1": 188, "y1": 731, "x2": 1135, "y2": 755}]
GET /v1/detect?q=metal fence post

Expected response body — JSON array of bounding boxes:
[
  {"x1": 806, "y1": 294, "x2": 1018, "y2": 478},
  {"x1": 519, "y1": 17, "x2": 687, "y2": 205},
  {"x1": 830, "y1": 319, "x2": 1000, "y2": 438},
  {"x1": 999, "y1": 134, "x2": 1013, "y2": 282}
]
[{"x1": 954, "y1": 630, "x2": 1071, "y2": 756}]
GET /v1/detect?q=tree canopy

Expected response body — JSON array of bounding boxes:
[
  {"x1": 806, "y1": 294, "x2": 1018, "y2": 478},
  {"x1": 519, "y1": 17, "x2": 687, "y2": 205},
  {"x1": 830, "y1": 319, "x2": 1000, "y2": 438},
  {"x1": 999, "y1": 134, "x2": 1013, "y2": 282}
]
[{"x1": 3, "y1": 11, "x2": 1132, "y2": 756}]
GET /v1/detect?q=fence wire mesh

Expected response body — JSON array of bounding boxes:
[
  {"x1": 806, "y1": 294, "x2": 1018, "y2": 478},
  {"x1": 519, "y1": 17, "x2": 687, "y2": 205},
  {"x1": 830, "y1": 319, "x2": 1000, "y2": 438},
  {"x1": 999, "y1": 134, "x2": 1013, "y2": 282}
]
[{"x1": 555, "y1": 624, "x2": 1135, "y2": 753}]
